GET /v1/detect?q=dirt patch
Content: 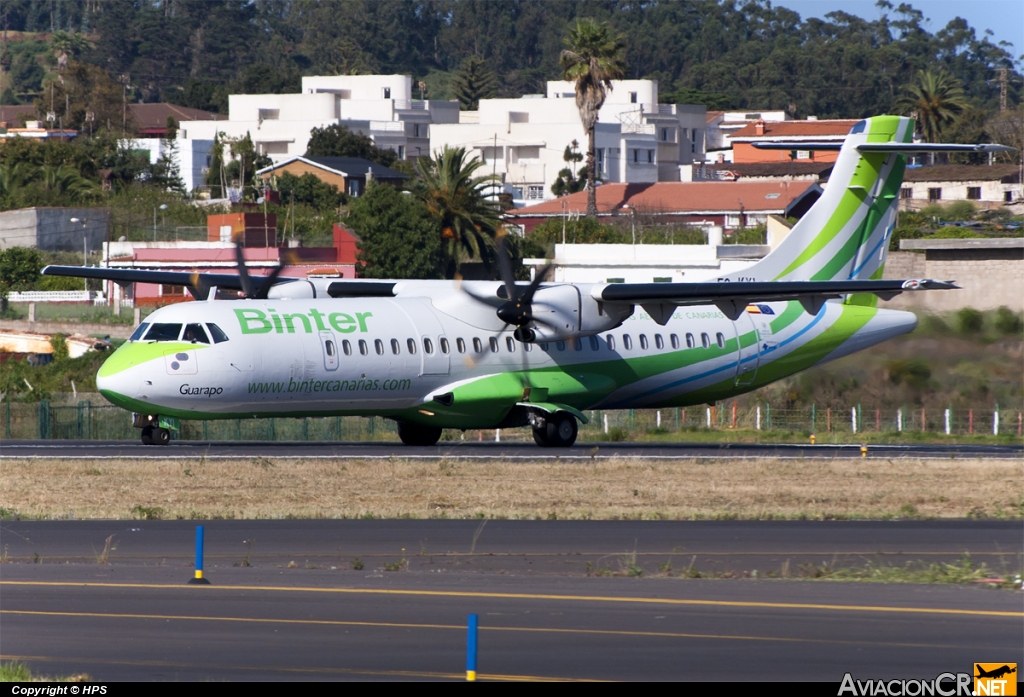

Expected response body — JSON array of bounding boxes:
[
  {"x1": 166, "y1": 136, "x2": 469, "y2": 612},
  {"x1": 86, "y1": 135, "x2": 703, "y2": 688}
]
[{"x1": 2, "y1": 456, "x2": 1021, "y2": 520}]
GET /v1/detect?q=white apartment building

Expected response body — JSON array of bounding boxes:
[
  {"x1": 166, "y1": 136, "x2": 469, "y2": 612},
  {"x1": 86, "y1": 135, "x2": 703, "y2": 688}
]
[
  {"x1": 177, "y1": 75, "x2": 459, "y2": 165},
  {"x1": 429, "y1": 80, "x2": 705, "y2": 207},
  {"x1": 704, "y1": 110, "x2": 789, "y2": 163},
  {"x1": 123, "y1": 137, "x2": 216, "y2": 192}
]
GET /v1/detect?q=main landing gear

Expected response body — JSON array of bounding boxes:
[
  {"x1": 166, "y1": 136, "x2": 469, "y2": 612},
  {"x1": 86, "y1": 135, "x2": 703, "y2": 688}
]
[
  {"x1": 397, "y1": 421, "x2": 443, "y2": 446},
  {"x1": 140, "y1": 425, "x2": 170, "y2": 446},
  {"x1": 532, "y1": 412, "x2": 578, "y2": 448}
]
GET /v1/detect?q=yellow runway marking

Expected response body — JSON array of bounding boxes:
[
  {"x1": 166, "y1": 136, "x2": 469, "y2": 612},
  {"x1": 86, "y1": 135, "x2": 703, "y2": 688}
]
[
  {"x1": 0, "y1": 654, "x2": 578, "y2": 682},
  {"x1": 0, "y1": 609, "x2": 968, "y2": 650},
  {"x1": 1, "y1": 580, "x2": 1020, "y2": 617}
]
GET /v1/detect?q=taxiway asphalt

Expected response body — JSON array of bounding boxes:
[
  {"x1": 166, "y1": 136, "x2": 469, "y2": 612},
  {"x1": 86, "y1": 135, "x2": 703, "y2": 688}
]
[
  {"x1": 1, "y1": 520, "x2": 1021, "y2": 681},
  {"x1": 3, "y1": 439, "x2": 1022, "y2": 459}
]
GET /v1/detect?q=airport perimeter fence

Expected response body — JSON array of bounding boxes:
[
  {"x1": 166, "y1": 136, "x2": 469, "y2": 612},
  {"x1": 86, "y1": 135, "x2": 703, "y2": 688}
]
[{"x1": 3, "y1": 399, "x2": 1022, "y2": 442}]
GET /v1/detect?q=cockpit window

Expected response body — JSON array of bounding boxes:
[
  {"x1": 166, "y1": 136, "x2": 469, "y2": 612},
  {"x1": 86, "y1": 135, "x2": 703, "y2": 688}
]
[
  {"x1": 129, "y1": 323, "x2": 150, "y2": 341},
  {"x1": 184, "y1": 323, "x2": 210, "y2": 344},
  {"x1": 144, "y1": 323, "x2": 183, "y2": 342},
  {"x1": 207, "y1": 323, "x2": 230, "y2": 343}
]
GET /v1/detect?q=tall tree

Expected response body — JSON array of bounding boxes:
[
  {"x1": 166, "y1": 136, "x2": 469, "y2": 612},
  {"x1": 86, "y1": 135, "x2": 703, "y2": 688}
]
[
  {"x1": 551, "y1": 140, "x2": 586, "y2": 197},
  {"x1": 347, "y1": 182, "x2": 444, "y2": 280},
  {"x1": 412, "y1": 146, "x2": 501, "y2": 278},
  {"x1": 305, "y1": 124, "x2": 399, "y2": 167},
  {"x1": 559, "y1": 18, "x2": 626, "y2": 219},
  {"x1": 896, "y1": 69, "x2": 969, "y2": 143},
  {"x1": 450, "y1": 56, "x2": 497, "y2": 111}
]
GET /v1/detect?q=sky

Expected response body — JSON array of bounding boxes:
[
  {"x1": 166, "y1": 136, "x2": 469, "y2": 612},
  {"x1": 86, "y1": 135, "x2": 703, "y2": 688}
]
[{"x1": 770, "y1": 0, "x2": 1024, "y2": 61}]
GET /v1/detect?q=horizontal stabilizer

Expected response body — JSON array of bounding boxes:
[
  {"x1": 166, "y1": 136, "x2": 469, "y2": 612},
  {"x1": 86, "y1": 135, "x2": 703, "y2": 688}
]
[
  {"x1": 857, "y1": 143, "x2": 1015, "y2": 153},
  {"x1": 752, "y1": 141, "x2": 1014, "y2": 153},
  {"x1": 751, "y1": 141, "x2": 843, "y2": 151}
]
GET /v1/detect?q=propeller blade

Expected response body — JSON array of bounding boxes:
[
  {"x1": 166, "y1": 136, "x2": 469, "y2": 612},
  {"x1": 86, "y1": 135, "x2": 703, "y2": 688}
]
[
  {"x1": 252, "y1": 250, "x2": 298, "y2": 299},
  {"x1": 494, "y1": 229, "x2": 519, "y2": 303},
  {"x1": 234, "y1": 239, "x2": 255, "y2": 298}
]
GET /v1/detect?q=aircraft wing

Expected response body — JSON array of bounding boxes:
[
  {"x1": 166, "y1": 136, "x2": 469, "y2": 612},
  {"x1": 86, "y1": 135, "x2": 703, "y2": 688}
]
[
  {"x1": 41, "y1": 265, "x2": 299, "y2": 296},
  {"x1": 594, "y1": 279, "x2": 958, "y2": 323}
]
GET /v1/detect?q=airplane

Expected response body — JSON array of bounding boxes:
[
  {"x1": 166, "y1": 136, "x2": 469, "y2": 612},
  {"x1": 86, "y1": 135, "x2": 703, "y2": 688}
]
[{"x1": 43, "y1": 115, "x2": 1012, "y2": 447}]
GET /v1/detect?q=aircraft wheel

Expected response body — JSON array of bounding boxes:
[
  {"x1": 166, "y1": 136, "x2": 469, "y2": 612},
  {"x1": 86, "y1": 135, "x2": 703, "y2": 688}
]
[
  {"x1": 140, "y1": 426, "x2": 154, "y2": 445},
  {"x1": 397, "y1": 422, "x2": 443, "y2": 446},
  {"x1": 543, "y1": 412, "x2": 577, "y2": 448},
  {"x1": 154, "y1": 428, "x2": 171, "y2": 446}
]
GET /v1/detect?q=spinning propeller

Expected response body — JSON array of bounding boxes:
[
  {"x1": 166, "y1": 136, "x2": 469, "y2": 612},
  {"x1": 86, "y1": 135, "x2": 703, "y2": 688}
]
[{"x1": 493, "y1": 230, "x2": 552, "y2": 343}]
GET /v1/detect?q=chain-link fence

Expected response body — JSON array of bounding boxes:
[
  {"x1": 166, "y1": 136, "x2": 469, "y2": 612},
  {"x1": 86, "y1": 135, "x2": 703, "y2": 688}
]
[{"x1": 3, "y1": 400, "x2": 1021, "y2": 442}]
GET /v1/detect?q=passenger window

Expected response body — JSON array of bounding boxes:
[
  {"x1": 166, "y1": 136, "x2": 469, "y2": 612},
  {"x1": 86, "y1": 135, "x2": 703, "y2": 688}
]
[
  {"x1": 129, "y1": 323, "x2": 150, "y2": 341},
  {"x1": 573, "y1": 338, "x2": 582, "y2": 351},
  {"x1": 623, "y1": 334, "x2": 633, "y2": 350},
  {"x1": 423, "y1": 338, "x2": 434, "y2": 354},
  {"x1": 358, "y1": 340, "x2": 368, "y2": 355},
  {"x1": 391, "y1": 339, "x2": 400, "y2": 355},
  {"x1": 208, "y1": 323, "x2": 230, "y2": 343},
  {"x1": 326, "y1": 340, "x2": 337, "y2": 356},
  {"x1": 375, "y1": 339, "x2": 384, "y2": 355},
  {"x1": 655, "y1": 335, "x2": 664, "y2": 349},
  {"x1": 670, "y1": 334, "x2": 679, "y2": 349},
  {"x1": 607, "y1": 335, "x2": 616, "y2": 351},
  {"x1": 407, "y1": 338, "x2": 417, "y2": 355},
  {"x1": 590, "y1": 336, "x2": 600, "y2": 351},
  {"x1": 342, "y1": 340, "x2": 352, "y2": 356},
  {"x1": 144, "y1": 323, "x2": 182, "y2": 342},
  {"x1": 556, "y1": 341, "x2": 566, "y2": 351},
  {"x1": 701, "y1": 333, "x2": 710, "y2": 349},
  {"x1": 716, "y1": 332, "x2": 725, "y2": 348},
  {"x1": 506, "y1": 337, "x2": 516, "y2": 352},
  {"x1": 456, "y1": 338, "x2": 466, "y2": 353},
  {"x1": 523, "y1": 342, "x2": 532, "y2": 352},
  {"x1": 440, "y1": 337, "x2": 450, "y2": 354},
  {"x1": 639, "y1": 334, "x2": 648, "y2": 350},
  {"x1": 489, "y1": 337, "x2": 499, "y2": 353},
  {"x1": 539, "y1": 342, "x2": 549, "y2": 351},
  {"x1": 184, "y1": 323, "x2": 210, "y2": 344},
  {"x1": 473, "y1": 337, "x2": 483, "y2": 353},
  {"x1": 686, "y1": 333, "x2": 695, "y2": 348}
]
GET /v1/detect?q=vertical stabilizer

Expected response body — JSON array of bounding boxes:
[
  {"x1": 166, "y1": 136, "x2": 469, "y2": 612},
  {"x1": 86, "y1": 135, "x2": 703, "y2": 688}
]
[{"x1": 721, "y1": 115, "x2": 914, "y2": 295}]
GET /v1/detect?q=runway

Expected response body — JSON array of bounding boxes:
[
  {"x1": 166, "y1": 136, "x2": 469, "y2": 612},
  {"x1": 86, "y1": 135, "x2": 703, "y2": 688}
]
[
  {"x1": 3, "y1": 439, "x2": 1022, "y2": 459},
  {"x1": 1, "y1": 520, "x2": 1021, "y2": 681}
]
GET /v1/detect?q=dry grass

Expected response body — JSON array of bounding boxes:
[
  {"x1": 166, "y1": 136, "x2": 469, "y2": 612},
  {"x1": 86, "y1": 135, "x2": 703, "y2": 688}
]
[{"x1": 1, "y1": 456, "x2": 1022, "y2": 520}]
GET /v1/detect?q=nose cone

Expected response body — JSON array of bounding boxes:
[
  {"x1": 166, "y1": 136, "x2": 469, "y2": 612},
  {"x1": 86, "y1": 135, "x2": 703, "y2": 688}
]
[{"x1": 96, "y1": 343, "x2": 152, "y2": 409}]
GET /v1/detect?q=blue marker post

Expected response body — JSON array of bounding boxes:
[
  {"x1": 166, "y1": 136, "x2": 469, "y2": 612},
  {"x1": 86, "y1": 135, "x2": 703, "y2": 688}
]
[
  {"x1": 188, "y1": 525, "x2": 211, "y2": 585},
  {"x1": 466, "y1": 613, "x2": 478, "y2": 681}
]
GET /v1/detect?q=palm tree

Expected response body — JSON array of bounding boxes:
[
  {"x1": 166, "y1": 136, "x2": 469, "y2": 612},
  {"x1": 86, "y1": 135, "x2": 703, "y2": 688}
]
[
  {"x1": 560, "y1": 18, "x2": 626, "y2": 219},
  {"x1": 412, "y1": 146, "x2": 502, "y2": 278},
  {"x1": 896, "y1": 70, "x2": 968, "y2": 144}
]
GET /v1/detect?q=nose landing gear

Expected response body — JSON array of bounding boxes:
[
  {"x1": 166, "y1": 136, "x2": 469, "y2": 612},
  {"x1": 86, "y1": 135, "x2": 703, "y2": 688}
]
[
  {"x1": 134, "y1": 413, "x2": 174, "y2": 446},
  {"x1": 140, "y1": 425, "x2": 171, "y2": 446}
]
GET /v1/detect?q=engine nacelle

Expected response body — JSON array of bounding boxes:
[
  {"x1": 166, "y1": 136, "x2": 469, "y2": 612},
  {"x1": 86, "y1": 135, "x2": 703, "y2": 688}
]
[
  {"x1": 517, "y1": 285, "x2": 633, "y2": 342},
  {"x1": 266, "y1": 280, "x2": 317, "y2": 299}
]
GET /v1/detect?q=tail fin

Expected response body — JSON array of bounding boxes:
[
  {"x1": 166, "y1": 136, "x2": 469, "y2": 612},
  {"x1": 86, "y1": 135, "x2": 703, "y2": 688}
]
[{"x1": 726, "y1": 115, "x2": 914, "y2": 291}]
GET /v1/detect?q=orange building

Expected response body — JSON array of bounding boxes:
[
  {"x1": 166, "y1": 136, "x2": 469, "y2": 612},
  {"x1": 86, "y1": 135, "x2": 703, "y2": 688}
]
[
  {"x1": 257, "y1": 156, "x2": 408, "y2": 198},
  {"x1": 731, "y1": 119, "x2": 859, "y2": 164},
  {"x1": 206, "y1": 212, "x2": 278, "y2": 247}
]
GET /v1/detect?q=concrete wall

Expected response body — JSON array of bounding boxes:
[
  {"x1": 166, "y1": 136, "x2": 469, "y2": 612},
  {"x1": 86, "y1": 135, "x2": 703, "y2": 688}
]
[
  {"x1": 883, "y1": 250, "x2": 1024, "y2": 313},
  {"x1": 0, "y1": 208, "x2": 108, "y2": 251}
]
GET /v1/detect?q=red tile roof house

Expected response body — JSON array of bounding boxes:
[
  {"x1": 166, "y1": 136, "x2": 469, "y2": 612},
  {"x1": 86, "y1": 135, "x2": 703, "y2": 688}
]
[
  {"x1": 730, "y1": 119, "x2": 859, "y2": 164},
  {"x1": 508, "y1": 181, "x2": 821, "y2": 235}
]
